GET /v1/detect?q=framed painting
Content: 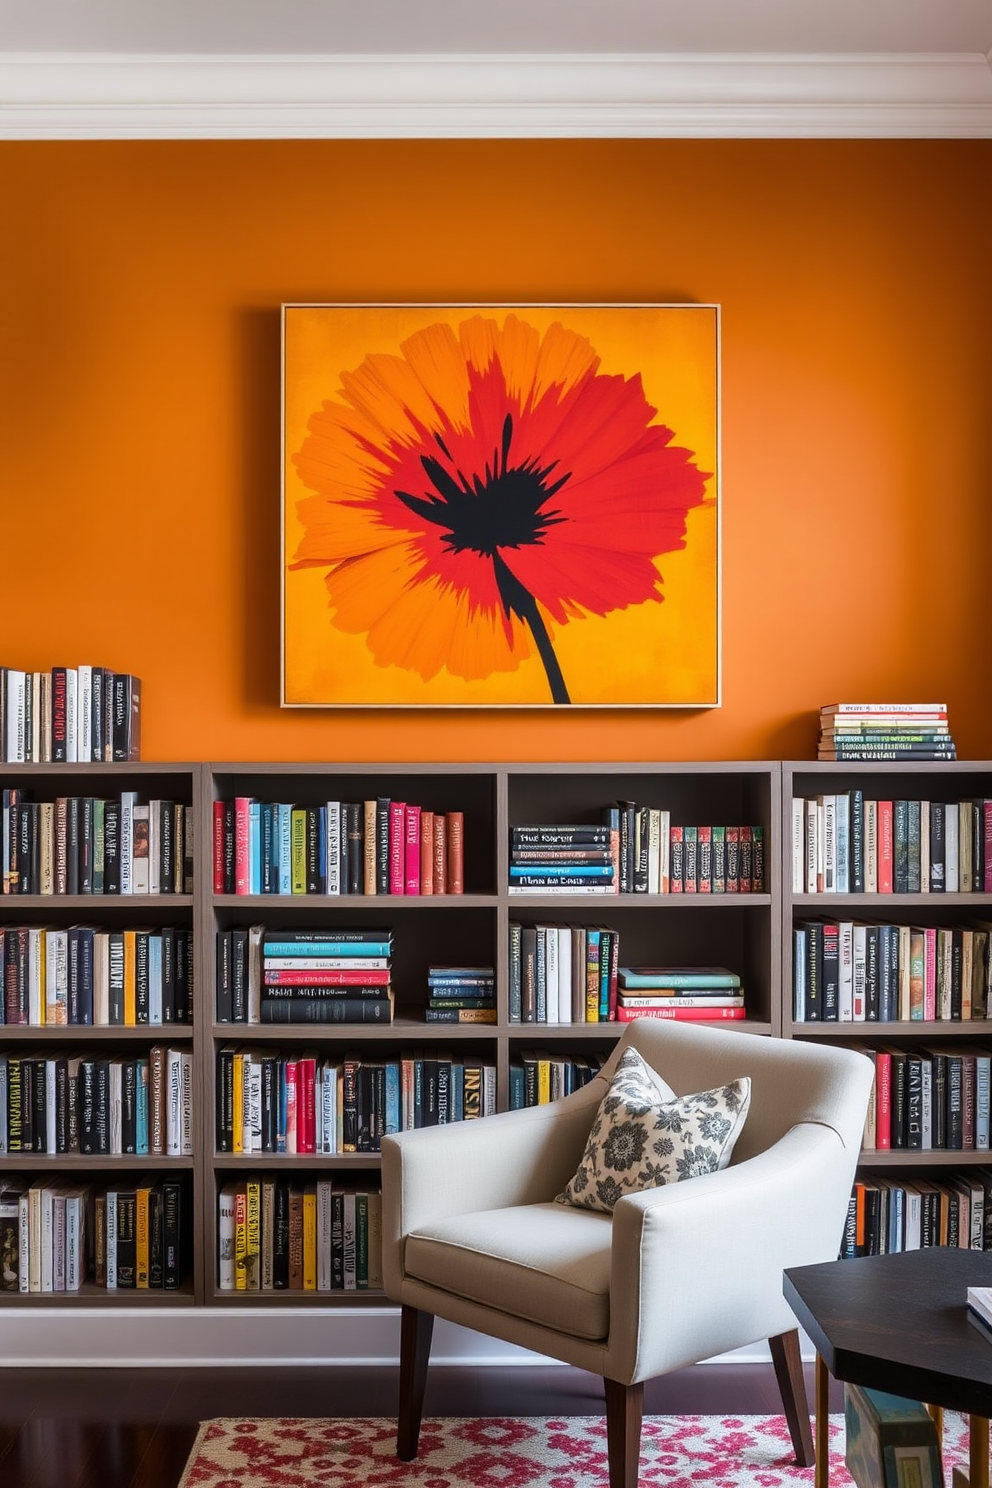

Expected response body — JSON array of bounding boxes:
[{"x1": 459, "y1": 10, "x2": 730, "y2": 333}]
[{"x1": 282, "y1": 303, "x2": 720, "y2": 708}]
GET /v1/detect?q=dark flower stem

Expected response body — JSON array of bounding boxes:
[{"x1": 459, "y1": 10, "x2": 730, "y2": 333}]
[{"x1": 493, "y1": 554, "x2": 571, "y2": 705}]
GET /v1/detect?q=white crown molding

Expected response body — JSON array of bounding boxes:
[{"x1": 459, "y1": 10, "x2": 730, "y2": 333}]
[{"x1": 1, "y1": 51, "x2": 991, "y2": 138}]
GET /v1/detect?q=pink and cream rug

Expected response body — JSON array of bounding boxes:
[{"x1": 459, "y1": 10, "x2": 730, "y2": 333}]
[{"x1": 178, "y1": 1412, "x2": 972, "y2": 1488}]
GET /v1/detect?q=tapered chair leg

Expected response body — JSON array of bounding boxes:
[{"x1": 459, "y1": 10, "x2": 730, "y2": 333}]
[
  {"x1": 605, "y1": 1378, "x2": 644, "y2": 1488},
  {"x1": 769, "y1": 1328, "x2": 815, "y2": 1467},
  {"x1": 397, "y1": 1305, "x2": 435, "y2": 1461}
]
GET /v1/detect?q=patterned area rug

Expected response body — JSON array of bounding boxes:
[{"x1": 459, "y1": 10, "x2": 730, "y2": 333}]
[{"x1": 178, "y1": 1412, "x2": 972, "y2": 1488}]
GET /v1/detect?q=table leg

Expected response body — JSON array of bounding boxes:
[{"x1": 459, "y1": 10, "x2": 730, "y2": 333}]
[
  {"x1": 926, "y1": 1405, "x2": 943, "y2": 1438},
  {"x1": 815, "y1": 1353, "x2": 830, "y2": 1488}
]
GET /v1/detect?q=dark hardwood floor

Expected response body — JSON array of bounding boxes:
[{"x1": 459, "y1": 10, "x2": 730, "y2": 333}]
[{"x1": 0, "y1": 1360, "x2": 833, "y2": 1488}]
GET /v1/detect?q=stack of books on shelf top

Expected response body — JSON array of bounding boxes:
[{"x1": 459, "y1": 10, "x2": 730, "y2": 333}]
[
  {"x1": 213, "y1": 796, "x2": 463, "y2": 896},
  {"x1": 509, "y1": 822, "x2": 615, "y2": 894},
  {"x1": 215, "y1": 927, "x2": 394, "y2": 1025},
  {"x1": 617, "y1": 967, "x2": 746, "y2": 1022},
  {"x1": 1, "y1": 665, "x2": 140, "y2": 764},
  {"x1": 818, "y1": 703, "x2": 956, "y2": 762},
  {"x1": 425, "y1": 966, "x2": 496, "y2": 1024}
]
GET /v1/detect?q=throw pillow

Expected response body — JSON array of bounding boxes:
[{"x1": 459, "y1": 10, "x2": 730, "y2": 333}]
[{"x1": 556, "y1": 1047, "x2": 751, "y2": 1213}]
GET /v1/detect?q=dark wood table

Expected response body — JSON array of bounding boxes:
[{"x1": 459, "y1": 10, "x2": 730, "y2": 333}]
[{"x1": 784, "y1": 1249, "x2": 992, "y2": 1488}]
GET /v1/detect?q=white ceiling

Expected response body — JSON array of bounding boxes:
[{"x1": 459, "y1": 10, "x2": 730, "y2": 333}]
[
  {"x1": 2, "y1": 0, "x2": 991, "y2": 56},
  {"x1": 1, "y1": 0, "x2": 991, "y2": 138}
]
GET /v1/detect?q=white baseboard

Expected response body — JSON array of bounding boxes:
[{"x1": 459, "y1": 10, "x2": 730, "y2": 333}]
[{"x1": 0, "y1": 1307, "x2": 798, "y2": 1369}]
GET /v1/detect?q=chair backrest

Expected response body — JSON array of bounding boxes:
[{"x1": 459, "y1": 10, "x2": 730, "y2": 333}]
[{"x1": 594, "y1": 1019, "x2": 873, "y2": 1164}]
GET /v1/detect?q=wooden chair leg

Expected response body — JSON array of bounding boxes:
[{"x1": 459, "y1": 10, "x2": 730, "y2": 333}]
[
  {"x1": 769, "y1": 1329, "x2": 815, "y2": 1468},
  {"x1": 397, "y1": 1305, "x2": 434, "y2": 1461},
  {"x1": 604, "y1": 1378, "x2": 644, "y2": 1488}
]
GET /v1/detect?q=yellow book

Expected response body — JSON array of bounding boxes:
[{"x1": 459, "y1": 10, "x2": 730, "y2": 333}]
[
  {"x1": 302, "y1": 1185, "x2": 317, "y2": 1291},
  {"x1": 291, "y1": 808, "x2": 307, "y2": 895},
  {"x1": 135, "y1": 1182, "x2": 151, "y2": 1288},
  {"x1": 232, "y1": 1053, "x2": 244, "y2": 1155},
  {"x1": 234, "y1": 1184, "x2": 248, "y2": 1291},
  {"x1": 244, "y1": 1177, "x2": 261, "y2": 1291},
  {"x1": 123, "y1": 929, "x2": 137, "y2": 1026},
  {"x1": 537, "y1": 1055, "x2": 551, "y2": 1105}
]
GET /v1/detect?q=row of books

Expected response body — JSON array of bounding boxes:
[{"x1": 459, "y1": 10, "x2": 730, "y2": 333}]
[
  {"x1": 818, "y1": 702, "x2": 955, "y2": 762},
  {"x1": 218, "y1": 1176, "x2": 381, "y2": 1292},
  {"x1": 793, "y1": 920, "x2": 991, "y2": 1023},
  {"x1": 860, "y1": 1045, "x2": 991, "y2": 1151},
  {"x1": 0, "y1": 665, "x2": 141, "y2": 764},
  {"x1": 213, "y1": 798, "x2": 465, "y2": 897},
  {"x1": 508, "y1": 1049, "x2": 607, "y2": 1107},
  {"x1": 509, "y1": 815, "x2": 765, "y2": 896},
  {"x1": 2, "y1": 790, "x2": 194, "y2": 896},
  {"x1": 217, "y1": 926, "x2": 394, "y2": 1025},
  {"x1": 2, "y1": 925, "x2": 193, "y2": 1026},
  {"x1": 426, "y1": 965, "x2": 495, "y2": 1024},
  {"x1": 0, "y1": 1047, "x2": 194, "y2": 1155},
  {"x1": 842, "y1": 1169, "x2": 988, "y2": 1258},
  {"x1": 509, "y1": 921, "x2": 619, "y2": 1022},
  {"x1": 1, "y1": 1176, "x2": 183, "y2": 1292},
  {"x1": 216, "y1": 1048, "x2": 497, "y2": 1155},
  {"x1": 791, "y1": 792, "x2": 992, "y2": 895}
]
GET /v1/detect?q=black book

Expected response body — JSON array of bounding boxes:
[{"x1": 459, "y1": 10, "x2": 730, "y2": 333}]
[
  {"x1": 356, "y1": 1063, "x2": 376, "y2": 1152},
  {"x1": 175, "y1": 930, "x2": 191, "y2": 1023},
  {"x1": 906, "y1": 799, "x2": 922, "y2": 893},
  {"x1": 273, "y1": 1180, "x2": 290, "y2": 1289},
  {"x1": 5, "y1": 1057, "x2": 23, "y2": 1150},
  {"x1": 520, "y1": 926, "x2": 537, "y2": 1022},
  {"x1": 946, "y1": 1053, "x2": 964, "y2": 1150},
  {"x1": 79, "y1": 797, "x2": 94, "y2": 894},
  {"x1": 148, "y1": 1186, "x2": 164, "y2": 1289},
  {"x1": 928, "y1": 1050, "x2": 947, "y2": 1149},
  {"x1": 508, "y1": 921, "x2": 522, "y2": 1022},
  {"x1": 54, "y1": 1056, "x2": 69, "y2": 1154},
  {"x1": 90, "y1": 666, "x2": 105, "y2": 762},
  {"x1": 683, "y1": 827, "x2": 698, "y2": 894},
  {"x1": 222, "y1": 800, "x2": 236, "y2": 894},
  {"x1": 904, "y1": 1055, "x2": 923, "y2": 1149},
  {"x1": 93, "y1": 1059, "x2": 110, "y2": 1153},
  {"x1": 215, "y1": 931, "x2": 233, "y2": 1022},
  {"x1": 616, "y1": 801, "x2": 635, "y2": 893},
  {"x1": 330, "y1": 1191, "x2": 345, "y2": 1290},
  {"x1": 121, "y1": 1059, "x2": 138, "y2": 1154},
  {"x1": 633, "y1": 806, "x2": 650, "y2": 893},
  {"x1": 422, "y1": 1053, "x2": 439, "y2": 1126},
  {"x1": 841, "y1": 1192, "x2": 858, "y2": 1259},
  {"x1": 893, "y1": 800, "x2": 910, "y2": 893},
  {"x1": 18, "y1": 1058, "x2": 35, "y2": 1152},
  {"x1": 876, "y1": 924, "x2": 895, "y2": 1023},
  {"x1": 803, "y1": 920, "x2": 822, "y2": 1022},
  {"x1": 849, "y1": 789, "x2": 865, "y2": 893},
  {"x1": 111, "y1": 674, "x2": 141, "y2": 762},
  {"x1": 115, "y1": 1189, "x2": 137, "y2": 1288},
  {"x1": 215, "y1": 1047, "x2": 234, "y2": 1151},
  {"x1": 306, "y1": 806, "x2": 322, "y2": 894},
  {"x1": 159, "y1": 802, "x2": 175, "y2": 894},
  {"x1": 862, "y1": 1183, "x2": 882, "y2": 1257},
  {"x1": 950, "y1": 930, "x2": 963, "y2": 1020},
  {"x1": 259, "y1": 997, "x2": 393, "y2": 1023},
  {"x1": 821, "y1": 921, "x2": 839, "y2": 1021},
  {"x1": 161, "y1": 927, "x2": 176, "y2": 1023},
  {"x1": 341, "y1": 1061, "x2": 359, "y2": 1152},
  {"x1": 345, "y1": 802, "x2": 363, "y2": 894},
  {"x1": 134, "y1": 930, "x2": 150, "y2": 1024},
  {"x1": 103, "y1": 800, "x2": 121, "y2": 895},
  {"x1": 512, "y1": 825, "x2": 610, "y2": 846},
  {"x1": 31, "y1": 1057, "x2": 46, "y2": 1154},
  {"x1": 162, "y1": 1179, "x2": 181, "y2": 1289},
  {"x1": 231, "y1": 928, "x2": 248, "y2": 1022},
  {"x1": 929, "y1": 802, "x2": 945, "y2": 892},
  {"x1": 17, "y1": 801, "x2": 38, "y2": 894},
  {"x1": 435, "y1": 1056, "x2": 451, "y2": 1125},
  {"x1": 66, "y1": 796, "x2": 81, "y2": 895},
  {"x1": 889, "y1": 1050, "x2": 908, "y2": 1149},
  {"x1": 260, "y1": 1057, "x2": 278, "y2": 1153},
  {"x1": 864, "y1": 926, "x2": 880, "y2": 1021},
  {"x1": 375, "y1": 798, "x2": 390, "y2": 894}
]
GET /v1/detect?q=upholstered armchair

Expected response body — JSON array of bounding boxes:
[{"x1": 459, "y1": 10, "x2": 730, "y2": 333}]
[{"x1": 381, "y1": 1018, "x2": 874, "y2": 1488}]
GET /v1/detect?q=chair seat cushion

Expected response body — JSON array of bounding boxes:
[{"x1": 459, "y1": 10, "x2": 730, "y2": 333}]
[{"x1": 404, "y1": 1201, "x2": 613, "y2": 1340}]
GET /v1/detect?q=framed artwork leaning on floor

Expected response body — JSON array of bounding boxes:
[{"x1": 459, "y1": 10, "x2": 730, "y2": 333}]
[{"x1": 282, "y1": 302, "x2": 721, "y2": 708}]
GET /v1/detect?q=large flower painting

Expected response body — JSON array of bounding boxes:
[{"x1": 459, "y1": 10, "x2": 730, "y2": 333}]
[{"x1": 282, "y1": 304, "x2": 720, "y2": 707}]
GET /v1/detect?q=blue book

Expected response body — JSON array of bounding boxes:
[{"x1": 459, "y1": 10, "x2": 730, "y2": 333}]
[
  {"x1": 262, "y1": 939, "x2": 393, "y2": 958},
  {"x1": 148, "y1": 934, "x2": 163, "y2": 1025},
  {"x1": 384, "y1": 1061, "x2": 401, "y2": 1135},
  {"x1": 509, "y1": 863, "x2": 613, "y2": 878},
  {"x1": 450, "y1": 1059, "x2": 464, "y2": 1122},
  {"x1": 249, "y1": 801, "x2": 261, "y2": 895},
  {"x1": 135, "y1": 1057, "x2": 149, "y2": 1154},
  {"x1": 277, "y1": 804, "x2": 292, "y2": 895}
]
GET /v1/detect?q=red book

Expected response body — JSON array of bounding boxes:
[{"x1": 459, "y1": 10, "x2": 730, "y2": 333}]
[
  {"x1": 877, "y1": 801, "x2": 894, "y2": 894},
  {"x1": 264, "y1": 968, "x2": 390, "y2": 986},
  {"x1": 446, "y1": 811, "x2": 464, "y2": 895},
  {"x1": 615, "y1": 1004, "x2": 747, "y2": 1022},
  {"x1": 233, "y1": 796, "x2": 252, "y2": 896},
  {"x1": 420, "y1": 811, "x2": 435, "y2": 895},
  {"x1": 404, "y1": 804, "x2": 421, "y2": 895},
  {"x1": 212, "y1": 800, "x2": 226, "y2": 893},
  {"x1": 389, "y1": 801, "x2": 406, "y2": 895},
  {"x1": 874, "y1": 1049, "x2": 892, "y2": 1149},
  {"x1": 297, "y1": 1055, "x2": 316, "y2": 1154}
]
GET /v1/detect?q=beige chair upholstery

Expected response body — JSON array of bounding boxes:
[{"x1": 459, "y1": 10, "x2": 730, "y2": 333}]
[{"x1": 382, "y1": 1019, "x2": 874, "y2": 1488}]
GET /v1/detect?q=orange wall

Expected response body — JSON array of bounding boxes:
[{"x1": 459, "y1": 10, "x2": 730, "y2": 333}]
[{"x1": 1, "y1": 138, "x2": 990, "y2": 763}]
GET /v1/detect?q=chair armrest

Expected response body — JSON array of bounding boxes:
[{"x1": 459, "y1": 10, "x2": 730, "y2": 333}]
[{"x1": 604, "y1": 1122, "x2": 858, "y2": 1382}]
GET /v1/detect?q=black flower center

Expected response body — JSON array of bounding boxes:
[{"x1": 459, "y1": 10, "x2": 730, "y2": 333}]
[{"x1": 394, "y1": 414, "x2": 570, "y2": 557}]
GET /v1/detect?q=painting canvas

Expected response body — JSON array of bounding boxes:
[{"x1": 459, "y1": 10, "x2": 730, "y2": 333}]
[{"x1": 282, "y1": 303, "x2": 720, "y2": 708}]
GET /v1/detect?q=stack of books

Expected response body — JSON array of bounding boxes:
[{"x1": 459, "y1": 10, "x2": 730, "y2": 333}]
[
  {"x1": 818, "y1": 704, "x2": 956, "y2": 762},
  {"x1": 616, "y1": 966, "x2": 746, "y2": 1022},
  {"x1": 257, "y1": 928, "x2": 393, "y2": 1024},
  {"x1": 425, "y1": 965, "x2": 496, "y2": 1023},
  {"x1": 509, "y1": 823, "x2": 615, "y2": 894}
]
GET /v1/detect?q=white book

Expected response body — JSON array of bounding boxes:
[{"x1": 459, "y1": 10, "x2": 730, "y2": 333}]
[
  {"x1": 51, "y1": 1190, "x2": 66, "y2": 1292},
  {"x1": 805, "y1": 798, "x2": 817, "y2": 893},
  {"x1": 791, "y1": 797, "x2": 805, "y2": 894},
  {"x1": 109, "y1": 1061, "x2": 122, "y2": 1154},
  {"x1": 903, "y1": 1186, "x2": 922, "y2": 1250},
  {"x1": 247, "y1": 923, "x2": 264, "y2": 1025},
  {"x1": 40, "y1": 1185, "x2": 55, "y2": 1292},
  {"x1": 18, "y1": 1192, "x2": 30, "y2": 1292},
  {"x1": 837, "y1": 922, "x2": 854, "y2": 1021},
  {"x1": 119, "y1": 791, "x2": 138, "y2": 895},
  {"x1": 218, "y1": 1183, "x2": 237, "y2": 1291},
  {"x1": 6, "y1": 670, "x2": 26, "y2": 763},
  {"x1": 30, "y1": 672, "x2": 43, "y2": 763},
  {"x1": 317, "y1": 1178, "x2": 334, "y2": 1292},
  {"x1": 919, "y1": 1060, "x2": 932, "y2": 1150},
  {"x1": 821, "y1": 796, "x2": 836, "y2": 893},
  {"x1": 245, "y1": 1058, "x2": 262, "y2": 1153},
  {"x1": 64, "y1": 667, "x2": 78, "y2": 763},
  {"x1": 131, "y1": 802, "x2": 150, "y2": 894},
  {"x1": 834, "y1": 794, "x2": 850, "y2": 894},
  {"x1": 148, "y1": 802, "x2": 161, "y2": 895},
  {"x1": 320, "y1": 1064, "x2": 338, "y2": 1154},
  {"x1": 482, "y1": 1063, "x2": 497, "y2": 1115},
  {"x1": 93, "y1": 932, "x2": 110, "y2": 1025},
  {"x1": 945, "y1": 804, "x2": 959, "y2": 893},
  {"x1": 658, "y1": 809, "x2": 671, "y2": 892},
  {"x1": 647, "y1": 808, "x2": 661, "y2": 895},
  {"x1": 852, "y1": 925, "x2": 867, "y2": 1021},
  {"x1": 45, "y1": 929, "x2": 69, "y2": 1026},
  {"x1": 27, "y1": 926, "x2": 45, "y2": 1026},
  {"x1": 540, "y1": 925, "x2": 558, "y2": 1024},
  {"x1": 77, "y1": 666, "x2": 92, "y2": 764},
  {"x1": 325, "y1": 802, "x2": 342, "y2": 894},
  {"x1": 166, "y1": 1048, "x2": 183, "y2": 1155},
  {"x1": 180, "y1": 1049, "x2": 194, "y2": 1155},
  {"x1": 45, "y1": 1059, "x2": 57, "y2": 1154},
  {"x1": 557, "y1": 925, "x2": 572, "y2": 1024},
  {"x1": 106, "y1": 1190, "x2": 118, "y2": 1289},
  {"x1": 976, "y1": 1055, "x2": 991, "y2": 1150},
  {"x1": 919, "y1": 801, "x2": 930, "y2": 894}
]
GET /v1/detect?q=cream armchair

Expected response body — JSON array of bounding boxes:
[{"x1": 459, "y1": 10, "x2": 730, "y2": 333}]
[{"x1": 381, "y1": 1019, "x2": 874, "y2": 1488}]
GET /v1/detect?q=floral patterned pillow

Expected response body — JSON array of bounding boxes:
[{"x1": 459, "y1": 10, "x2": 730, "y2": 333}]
[{"x1": 556, "y1": 1047, "x2": 751, "y2": 1213}]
